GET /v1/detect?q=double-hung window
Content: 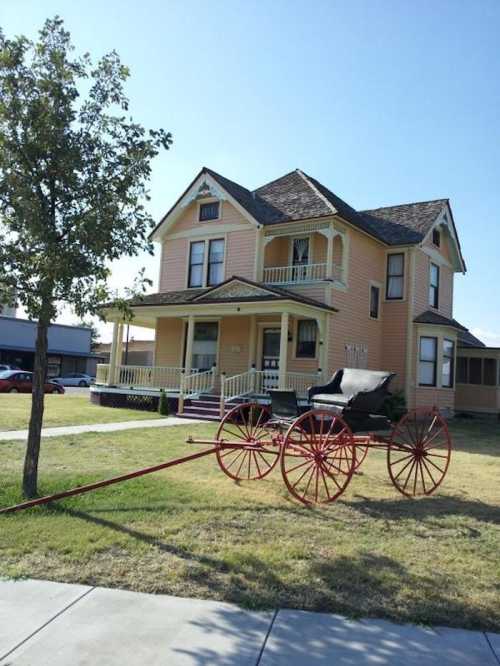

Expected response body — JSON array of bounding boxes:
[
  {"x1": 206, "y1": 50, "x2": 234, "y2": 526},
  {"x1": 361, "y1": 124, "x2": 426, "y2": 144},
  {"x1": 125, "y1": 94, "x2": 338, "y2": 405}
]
[
  {"x1": 442, "y1": 339, "x2": 455, "y2": 388},
  {"x1": 370, "y1": 284, "x2": 380, "y2": 319},
  {"x1": 429, "y1": 263, "x2": 440, "y2": 309},
  {"x1": 188, "y1": 241, "x2": 205, "y2": 288},
  {"x1": 386, "y1": 253, "x2": 404, "y2": 299},
  {"x1": 208, "y1": 239, "x2": 225, "y2": 286},
  {"x1": 188, "y1": 239, "x2": 225, "y2": 288},
  {"x1": 419, "y1": 336, "x2": 437, "y2": 386},
  {"x1": 296, "y1": 320, "x2": 317, "y2": 358}
]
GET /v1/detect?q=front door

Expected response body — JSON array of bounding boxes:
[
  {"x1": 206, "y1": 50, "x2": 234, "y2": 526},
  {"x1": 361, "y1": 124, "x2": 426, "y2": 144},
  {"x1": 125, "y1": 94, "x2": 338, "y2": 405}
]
[{"x1": 262, "y1": 328, "x2": 280, "y2": 390}]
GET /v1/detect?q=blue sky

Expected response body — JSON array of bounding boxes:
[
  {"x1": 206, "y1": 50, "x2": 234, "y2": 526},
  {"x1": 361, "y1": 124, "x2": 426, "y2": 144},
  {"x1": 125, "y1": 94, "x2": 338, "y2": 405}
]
[{"x1": 2, "y1": 0, "x2": 500, "y2": 343}]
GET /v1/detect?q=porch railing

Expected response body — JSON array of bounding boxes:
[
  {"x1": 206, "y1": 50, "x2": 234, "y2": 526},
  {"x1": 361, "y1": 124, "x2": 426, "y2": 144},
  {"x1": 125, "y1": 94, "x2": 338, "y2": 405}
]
[
  {"x1": 263, "y1": 263, "x2": 343, "y2": 285},
  {"x1": 178, "y1": 367, "x2": 217, "y2": 414},
  {"x1": 95, "y1": 363, "x2": 185, "y2": 390},
  {"x1": 219, "y1": 368, "x2": 321, "y2": 416}
]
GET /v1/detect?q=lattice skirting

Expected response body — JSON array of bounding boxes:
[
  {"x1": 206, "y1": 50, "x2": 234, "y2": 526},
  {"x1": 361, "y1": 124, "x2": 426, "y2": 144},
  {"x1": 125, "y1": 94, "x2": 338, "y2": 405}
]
[{"x1": 90, "y1": 390, "x2": 178, "y2": 413}]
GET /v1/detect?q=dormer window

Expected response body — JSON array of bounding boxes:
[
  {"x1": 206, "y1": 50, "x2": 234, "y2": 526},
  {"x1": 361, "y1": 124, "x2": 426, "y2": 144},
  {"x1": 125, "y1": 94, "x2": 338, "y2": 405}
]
[
  {"x1": 432, "y1": 228, "x2": 441, "y2": 247},
  {"x1": 199, "y1": 201, "x2": 219, "y2": 222}
]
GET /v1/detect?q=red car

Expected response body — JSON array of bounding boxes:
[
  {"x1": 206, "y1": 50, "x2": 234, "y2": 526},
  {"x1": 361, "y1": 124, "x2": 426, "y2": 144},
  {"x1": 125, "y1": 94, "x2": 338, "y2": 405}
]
[{"x1": 0, "y1": 370, "x2": 65, "y2": 394}]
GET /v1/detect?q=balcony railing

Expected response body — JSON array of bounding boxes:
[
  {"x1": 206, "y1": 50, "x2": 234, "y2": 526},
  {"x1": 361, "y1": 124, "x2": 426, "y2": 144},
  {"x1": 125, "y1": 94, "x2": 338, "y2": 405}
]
[
  {"x1": 95, "y1": 364, "x2": 186, "y2": 390},
  {"x1": 263, "y1": 262, "x2": 343, "y2": 285}
]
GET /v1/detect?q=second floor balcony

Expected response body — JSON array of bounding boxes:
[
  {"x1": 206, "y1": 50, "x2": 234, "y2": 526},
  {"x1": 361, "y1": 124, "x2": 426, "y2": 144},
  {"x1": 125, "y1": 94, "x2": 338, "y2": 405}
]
[{"x1": 263, "y1": 262, "x2": 344, "y2": 285}]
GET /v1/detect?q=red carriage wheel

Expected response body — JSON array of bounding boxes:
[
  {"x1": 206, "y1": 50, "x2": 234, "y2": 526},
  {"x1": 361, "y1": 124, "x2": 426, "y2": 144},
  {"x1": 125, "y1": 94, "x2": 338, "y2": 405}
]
[
  {"x1": 387, "y1": 408, "x2": 452, "y2": 497},
  {"x1": 353, "y1": 445, "x2": 369, "y2": 470},
  {"x1": 215, "y1": 403, "x2": 279, "y2": 481},
  {"x1": 281, "y1": 410, "x2": 356, "y2": 506}
]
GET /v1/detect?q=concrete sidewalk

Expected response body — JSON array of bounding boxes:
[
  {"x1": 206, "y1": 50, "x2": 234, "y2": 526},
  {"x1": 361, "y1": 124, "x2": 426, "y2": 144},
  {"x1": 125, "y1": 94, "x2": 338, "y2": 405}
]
[
  {"x1": 0, "y1": 580, "x2": 498, "y2": 665},
  {"x1": 0, "y1": 416, "x2": 201, "y2": 441}
]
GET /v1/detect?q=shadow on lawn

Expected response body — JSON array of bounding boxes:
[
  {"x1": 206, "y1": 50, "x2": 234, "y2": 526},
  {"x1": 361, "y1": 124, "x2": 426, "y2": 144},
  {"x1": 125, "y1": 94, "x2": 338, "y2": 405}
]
[{"x1": 50, "y1": 504, "x2": 500, "y2": 633}]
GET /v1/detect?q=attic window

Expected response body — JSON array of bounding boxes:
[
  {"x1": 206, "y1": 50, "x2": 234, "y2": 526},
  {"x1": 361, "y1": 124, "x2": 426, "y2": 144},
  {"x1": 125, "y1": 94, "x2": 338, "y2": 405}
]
[
  {"x1": 432, "y1": 228, "x2": 441, "y2": 247},
  {"x1": 199, "y1": 202, "x2": 219, "y2": 222}
]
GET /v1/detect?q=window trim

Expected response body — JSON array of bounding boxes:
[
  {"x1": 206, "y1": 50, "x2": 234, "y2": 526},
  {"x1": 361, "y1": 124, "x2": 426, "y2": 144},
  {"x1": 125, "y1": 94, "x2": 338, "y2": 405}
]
[
  {"x1": 442, "y1": 338, "x2": 455, "y2": 388},
  {"x1": 419, "y1": 336, "x2": 438, "y2": 387},
  {"x1": 186, "y1": 237, "x2": 226, "y2": 289},
  {"x1": 432, "y1": 227, "x2": 441, "y2": 247},
  {"x1": 198, "y1": 200, "x2": 220, "y2": 222},
  {"x1": 207, "y1": 238, "x2": 225, "y2": 287},
  {"x1": 369, "y1": 282, "x2": 381, "y2": 320},
  {"x1": 294, "y1": 319, "x2": 318, "y2": 359},
  {"x1": 187, "y1": 240, "x2": 206, "y2": 288},
  {"x1": 429, "y1": 262, "x2": 440, "y2": 309},
  {"x1": 385, "y1": 252, "x2": 405, "y2": 300}
]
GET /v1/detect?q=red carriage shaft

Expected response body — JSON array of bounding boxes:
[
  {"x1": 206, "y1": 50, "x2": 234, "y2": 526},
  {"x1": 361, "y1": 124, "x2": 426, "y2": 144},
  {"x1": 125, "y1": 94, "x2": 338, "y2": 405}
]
[{"x1": 0, "y1": 446, "x2": 218, "y2": 515}]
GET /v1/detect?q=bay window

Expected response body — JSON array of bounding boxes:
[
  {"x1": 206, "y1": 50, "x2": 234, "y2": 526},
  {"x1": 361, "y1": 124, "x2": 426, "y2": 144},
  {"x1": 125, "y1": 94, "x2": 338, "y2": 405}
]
[
  {"x1": 442, "y1": 339, "x2": 455, "y2": 388},
  {"x1": 419, "y1": 336, "x2": 437, "y2": 386}
]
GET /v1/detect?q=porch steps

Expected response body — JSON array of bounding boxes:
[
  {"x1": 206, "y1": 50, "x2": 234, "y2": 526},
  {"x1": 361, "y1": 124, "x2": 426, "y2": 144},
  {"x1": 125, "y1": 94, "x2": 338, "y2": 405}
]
[{"x1": 177, "y1": 394, "x2": 242, "y2": 422}]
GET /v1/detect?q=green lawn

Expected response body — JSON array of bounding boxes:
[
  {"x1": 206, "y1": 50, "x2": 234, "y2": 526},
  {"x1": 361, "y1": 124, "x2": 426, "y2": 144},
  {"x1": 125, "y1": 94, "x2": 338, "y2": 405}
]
[
  {"x1": 0, "y1": 418, "x2": 499, "y2": 631},
  {"x1": 0, "y1": 394, "x2": 162, "y2": 431}
]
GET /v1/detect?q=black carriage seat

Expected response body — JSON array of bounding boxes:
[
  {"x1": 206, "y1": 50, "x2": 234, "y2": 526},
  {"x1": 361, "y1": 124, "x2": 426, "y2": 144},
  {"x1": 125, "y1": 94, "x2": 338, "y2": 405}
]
[
  {"x1": 308, "y1": 368, "x2": 396, "y2": 418},
  {"x1": 267, "y1": 390, "x2": 300, "y2": 431}
]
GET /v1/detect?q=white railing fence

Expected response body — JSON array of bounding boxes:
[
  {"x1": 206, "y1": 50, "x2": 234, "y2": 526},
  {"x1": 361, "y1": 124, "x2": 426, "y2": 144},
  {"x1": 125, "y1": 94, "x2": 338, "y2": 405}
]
[
  {"x1": 178, "y1": 367, "x2": 217, "y2": 414},
  {"x1": 96, "y1": 364, "x2": 109, "y2": 385},
  {"x1": 95, "y1": 363, "x2": 186, "y2": 390},
  {"x1": 263, "y1": 262, "x2": 344, "y2": 284}
]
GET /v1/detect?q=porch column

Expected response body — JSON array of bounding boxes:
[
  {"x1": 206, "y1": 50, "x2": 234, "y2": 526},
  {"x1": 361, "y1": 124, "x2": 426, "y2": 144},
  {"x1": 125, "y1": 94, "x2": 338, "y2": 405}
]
[
  {"x1": 316, "y1": 316, "x2": 327, "y2": 382},
  {"x1": 184, "y1": 315, "x2": 195, "y2": 373},
  {"x1": 326, "y1": 229, "x2": 334, "y2": 280},
  {"x1": 248, "y1": 315, "x2": 257, "y2": 367},
  {"x1": 108, "y1": 321, "x2": 120, "y2": 386},
  {"x1": 278, "y1": 312, "x2": 289, "y2": 389}
]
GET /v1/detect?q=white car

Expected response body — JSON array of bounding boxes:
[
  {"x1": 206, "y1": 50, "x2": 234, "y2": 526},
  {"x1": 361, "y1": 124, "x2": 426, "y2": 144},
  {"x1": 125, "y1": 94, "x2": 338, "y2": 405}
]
[{"x1": 52, "y1": 372, "x2": 94, "y2": 387}]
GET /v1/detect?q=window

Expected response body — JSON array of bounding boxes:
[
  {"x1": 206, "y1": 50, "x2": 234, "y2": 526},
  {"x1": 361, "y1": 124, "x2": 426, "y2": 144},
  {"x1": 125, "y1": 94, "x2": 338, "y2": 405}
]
[
  {"x1": 484, "y1": 358, "x2": 497, "y2": 386},
  {"x1": 296, "y1": 320, "x2": 317, "y2": 358},
  {"x1": 188, "y1": 241, "x2": 205, "y2": 288},
  {"x1": 199, "y1": 201, "x2": 219, "y2": 221},
  {"x1": 429, "y1": 263, "x2": 440, "y2": 308},
  {"x1": 190, "y1": 322, "x2": 218, "y2": 371},
  {"x1": 432, "y1": 228, "x2": 441, "y2": 247},
  {"x1": 469, "y1": 358, "x2": 482, "y2": 384},
  {"x1": 442, "y1": 339, "x2": 455, "y2": 388},
  {"x1": 457, "y1": 357, "x2": 468, "y2": 383},
  {"x1": 369, "y1": 284, "x2": 380, "y2": 319},
  {"x1": 208, "y1": 239, "x2": 225, "y2": 286},
  {"x1": 292, "y1": 237, "x2": 310, "y2": 266},
  {"x1": 419, "y1": 336, "x2": 437, "y2": 386},
  {"x1": 386, "y1": 253, "x2": 404, "y2": 299}
]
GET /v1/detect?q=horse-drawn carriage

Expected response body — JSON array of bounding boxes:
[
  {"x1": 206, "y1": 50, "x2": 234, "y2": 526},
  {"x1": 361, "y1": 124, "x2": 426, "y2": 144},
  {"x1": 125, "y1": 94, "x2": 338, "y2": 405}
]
[
  {"x1": 189, "y1": 368, "x2": 452, "y2": 505},
  {"x1": 1, "y1": 369, "x2": 452, "y2": 515}
]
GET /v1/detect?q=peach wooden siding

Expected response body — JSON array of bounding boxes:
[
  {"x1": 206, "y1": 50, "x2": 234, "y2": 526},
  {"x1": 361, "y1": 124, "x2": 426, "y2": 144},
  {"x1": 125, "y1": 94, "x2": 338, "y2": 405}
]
[
  {"x1": 327, "y1": 232, "x2": 387, "y2": 379},
  {"x1": 455, "y1": 384, "x2": 500, "y2": 413},
  {"x1": 263, "y1": 232, "x2": 327, "y2": 269},
  {"x1": 225, "y1": 229, "x2": 256, "y2": 279},
  {"x1": 158, "y1": 201, "x2": 256, "y2": 291},
  {"x1": 155, "y1": 318, "x2": 183, "y2": 366},
  {"x1": 219, "y1": 316, "x2": 251, "y2": 376},
  {"x1": 414, "y1": 387, "x2": 455, "y2": 411},
  {"x1": 413, "y1": 248, "x2": 454, "y2": 320}
]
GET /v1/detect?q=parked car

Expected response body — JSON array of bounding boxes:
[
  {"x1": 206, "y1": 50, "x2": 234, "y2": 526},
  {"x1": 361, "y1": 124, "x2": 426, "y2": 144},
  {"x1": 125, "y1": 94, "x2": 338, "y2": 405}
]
[
  {"x1": 52, "y1": 372, "x2": 94, "y2": 387},
  {"x1": 0, "y1": 371, "x2": 65, "y2": 394},
  {"x1": 0, "y1": 364, "x2": 20, "y2": 372}
]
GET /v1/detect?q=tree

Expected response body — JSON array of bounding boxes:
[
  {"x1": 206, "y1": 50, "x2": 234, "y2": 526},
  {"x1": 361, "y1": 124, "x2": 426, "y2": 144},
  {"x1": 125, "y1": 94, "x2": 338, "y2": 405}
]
[{"x1": 0, "y1": 18, "x2": 172, "y2": 498}]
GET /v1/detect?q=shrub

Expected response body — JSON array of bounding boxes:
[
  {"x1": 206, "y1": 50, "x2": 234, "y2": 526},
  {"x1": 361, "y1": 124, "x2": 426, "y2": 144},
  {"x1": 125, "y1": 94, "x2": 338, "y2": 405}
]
[
  {"x1": 158, "y1": 390, "x2": 169, "y2": 416},
  {"x1": 381, "y1": 389, "x2": 407, "y2": 422}
]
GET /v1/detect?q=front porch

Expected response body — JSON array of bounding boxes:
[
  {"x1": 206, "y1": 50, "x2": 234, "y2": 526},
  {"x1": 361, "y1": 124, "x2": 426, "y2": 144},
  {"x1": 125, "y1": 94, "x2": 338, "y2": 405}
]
[{"x1": 97, "y1": 279, "x2": 334, "y2": 418}]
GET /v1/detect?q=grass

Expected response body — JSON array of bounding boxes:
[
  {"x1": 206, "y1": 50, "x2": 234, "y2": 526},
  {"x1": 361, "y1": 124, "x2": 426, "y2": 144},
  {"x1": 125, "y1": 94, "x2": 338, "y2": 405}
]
[
  {"x1": 0, "y1": 417, "x2": 499, "y2": 631},
  {"x1": 0, "y1": 394, "x2": 162, "y2": 431}
]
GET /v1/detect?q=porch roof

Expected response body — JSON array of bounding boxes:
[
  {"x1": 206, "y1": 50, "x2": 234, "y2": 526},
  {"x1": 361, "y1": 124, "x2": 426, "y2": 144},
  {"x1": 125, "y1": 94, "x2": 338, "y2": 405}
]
[
  {"x1": 124, "y1": 276, "x2": 338, "y2": 312},
  {"x1": 414, "y1": 310, "x2": 468, "y2": 331}
]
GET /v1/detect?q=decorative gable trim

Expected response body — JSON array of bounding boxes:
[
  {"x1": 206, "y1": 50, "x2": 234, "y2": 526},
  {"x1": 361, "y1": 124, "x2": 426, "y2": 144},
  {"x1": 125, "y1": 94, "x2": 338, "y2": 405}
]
[
  {"x1": 421, "y1": 202, "x2": 466, "y2": 273},
  {"x1": 193, "y1": 278, "x2": 275, "y2": 302},
  {"x1": 151, "y1": 170, "x2": 260, "y2": 241}
]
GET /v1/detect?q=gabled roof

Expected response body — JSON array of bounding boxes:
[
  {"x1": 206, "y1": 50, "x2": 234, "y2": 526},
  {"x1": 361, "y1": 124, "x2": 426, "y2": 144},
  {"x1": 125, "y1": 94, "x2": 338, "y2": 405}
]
[
  {"x1": 152, "y1": 166, "x2": 461, "y2": 254},
  {"x1": 125, "y1": 276, "x2": 338, "y2": 313}
]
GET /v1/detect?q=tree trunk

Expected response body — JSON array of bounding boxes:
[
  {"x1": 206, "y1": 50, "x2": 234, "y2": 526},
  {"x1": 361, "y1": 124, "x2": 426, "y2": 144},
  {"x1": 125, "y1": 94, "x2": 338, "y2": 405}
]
[{"x1": 22, "y1": 317, "x2": 49, "y2": 498}]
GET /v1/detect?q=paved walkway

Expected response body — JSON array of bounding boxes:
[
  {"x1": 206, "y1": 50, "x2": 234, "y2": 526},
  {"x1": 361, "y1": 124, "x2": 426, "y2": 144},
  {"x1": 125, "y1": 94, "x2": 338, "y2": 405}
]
[
  {"x1": 0, "y1": 580, "x2": 498, "y2": 665},
  {"x1": 0, "y1": 417, "x2": 201, "y2": 441}
]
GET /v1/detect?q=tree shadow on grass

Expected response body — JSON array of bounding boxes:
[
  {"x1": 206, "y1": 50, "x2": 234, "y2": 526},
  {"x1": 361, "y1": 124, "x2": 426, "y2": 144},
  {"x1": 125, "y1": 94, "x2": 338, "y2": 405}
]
[{"x1": 48, "y1": 505, "x2": 500, "y2": 634}]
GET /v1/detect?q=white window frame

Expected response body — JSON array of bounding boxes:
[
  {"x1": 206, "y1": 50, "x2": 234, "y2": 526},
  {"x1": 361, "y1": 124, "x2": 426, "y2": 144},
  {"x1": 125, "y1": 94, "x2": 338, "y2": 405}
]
[
  {"x1": 369, "y1": 281, "x2": 381, "y2": 320},
  {"x1": 385, "y1": 252, "x2": 405, "y2": 301},
  {"x1": 293, "y1": 318, "x2": 318, "y2": 360},
  {"x1": 186, "y1": 237, "x2": 226, "y2": 289},
  {"x1": 197, "y1": 197, "x2": 223, "y2": 223}
]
